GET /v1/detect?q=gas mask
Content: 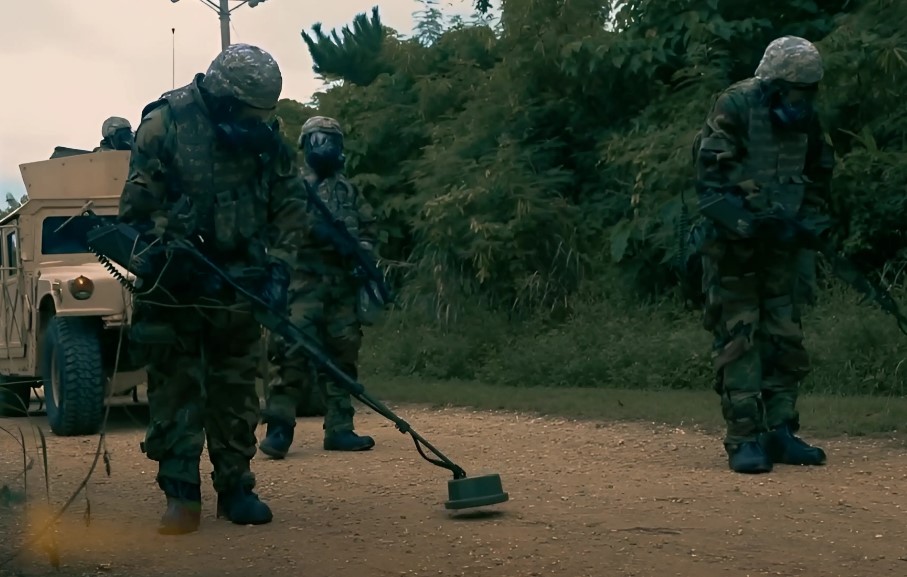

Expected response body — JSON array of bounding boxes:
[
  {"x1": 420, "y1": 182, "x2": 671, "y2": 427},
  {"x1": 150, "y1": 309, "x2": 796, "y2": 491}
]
[
  {"x1": 215, "y1": 116, "x2": 281, "y2": 158},
  {"x1": 204, "y1": 90, "x2": 281, "y2": 158},
  {"x1": 303, "y1": 131, "x2": 345, "y2": 177},
  {"x1": 108, "y1": 127, "x2": 134, "y2": 151},
  {"x1": 769, "y1": 83, "x2": 817, "y2": 132}
]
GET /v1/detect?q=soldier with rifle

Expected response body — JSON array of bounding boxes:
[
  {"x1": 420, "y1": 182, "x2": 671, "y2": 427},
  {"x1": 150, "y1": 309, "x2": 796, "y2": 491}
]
[{"x1": 259, "y1": 116, "x2": 390, "y2": 458}]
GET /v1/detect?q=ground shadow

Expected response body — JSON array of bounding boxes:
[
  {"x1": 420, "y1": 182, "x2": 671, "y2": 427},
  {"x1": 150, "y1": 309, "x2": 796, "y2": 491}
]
[
  {"x1": 445, "y1": 509, "x2": 507, "y2": 521},
  {"x1": 8, "y1": 402, "x2": 150, "y2": 435}
]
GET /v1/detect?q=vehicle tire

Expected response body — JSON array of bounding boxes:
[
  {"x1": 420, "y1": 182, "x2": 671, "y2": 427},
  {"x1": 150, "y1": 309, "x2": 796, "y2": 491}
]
[
  {"x1": 41, "y1": 317, "x2": 106, "y2": 436},
  {"x1": 0, "y1": 377, "x2": 32, "y2": 417}
]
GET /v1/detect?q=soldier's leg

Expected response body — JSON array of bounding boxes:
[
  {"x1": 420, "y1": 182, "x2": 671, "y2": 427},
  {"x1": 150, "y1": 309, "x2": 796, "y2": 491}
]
[
  {"x1": 203, "y1": 307, "x2": 273, "y2": 525},
  {"x1": 320, "y1": 298, "x2": 374, "y2": 452},
  {"x1": 142, "y1": 353, "x2": 206, "y2": 535},
  {"x1": 760, "y1": 255, "x2": 826, "y2": 466},
  {"x1": 702, "y1": 242, "x2": 772, "y2": 474},
  {"x1": 260, "y1": 277, "x2": 326, "y2": 458},
  {"x1": 259, "y1": 330, "x2": 304, "y2": 459}
]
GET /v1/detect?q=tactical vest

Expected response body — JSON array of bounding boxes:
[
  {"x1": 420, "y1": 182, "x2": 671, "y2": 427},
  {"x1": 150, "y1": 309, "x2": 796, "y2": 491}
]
[
  {"x1": 732, "y1": 78, "x2": 810, "y2": 217},
  {"x1": 140, "y1": 74, "x2": 270, "y2": 262},
  {"x1": 304, "y1": 173, "x2": 362, "y2": 236},
  {"x1": 299, "y1": 172, "x2": 363, "y2": 269}
]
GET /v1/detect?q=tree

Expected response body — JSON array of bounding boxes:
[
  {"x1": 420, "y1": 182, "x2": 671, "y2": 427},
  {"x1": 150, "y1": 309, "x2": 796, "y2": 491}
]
[
  {"x1": 283, "y1": 0, "x2": 906, "y2": 315},
  {"x1": 413, "y1": 0, "x2": 445, "y2": 45}
]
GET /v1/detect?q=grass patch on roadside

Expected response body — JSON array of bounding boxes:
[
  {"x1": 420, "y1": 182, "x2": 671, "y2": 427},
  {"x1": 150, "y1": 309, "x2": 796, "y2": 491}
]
[{"x1": 366, "y1": 377, "x2": 907, "y2": 440}]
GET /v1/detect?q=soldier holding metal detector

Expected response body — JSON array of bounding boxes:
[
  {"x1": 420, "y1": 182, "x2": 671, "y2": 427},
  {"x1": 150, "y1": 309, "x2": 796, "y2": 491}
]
[
  {"x1": 259, "y1": 116, "x2": 390, "y2": 458},
  {"x1": 84, "y1": 116, "x2": 508, "y2": 514},
  {"x1": 691, "y1": 36, "x2": 837, "y2": 474},
  {"x1": 113, "y1": 43, "x2": 300, "y2": 534}
]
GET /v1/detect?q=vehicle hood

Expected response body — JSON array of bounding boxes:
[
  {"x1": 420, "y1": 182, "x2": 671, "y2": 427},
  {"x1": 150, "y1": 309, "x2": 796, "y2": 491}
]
[{"x1": 36, "y1": 260, "x2": 133, "y2": 285}]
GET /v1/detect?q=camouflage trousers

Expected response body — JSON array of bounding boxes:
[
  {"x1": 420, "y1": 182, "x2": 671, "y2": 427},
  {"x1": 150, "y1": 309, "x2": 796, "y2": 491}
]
[
  {"x1": 700, "y1": 236, "x2": 811, "y2": 446},
  {"x1": 263, "y1": 271, "x2": 362, "y2": 436},
  {"x1": 132, "y1": 297, "x2": 263, "y2": 493}
]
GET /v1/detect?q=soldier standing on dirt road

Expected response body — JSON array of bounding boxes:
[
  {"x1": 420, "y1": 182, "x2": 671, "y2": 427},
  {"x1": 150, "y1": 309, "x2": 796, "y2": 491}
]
[
  {"x1": 117, "y1": 43, "x2": 300, "y2": 535},
  {"x1": 259, "y1": 116, "x2": 382, "y2": 458},
  {"x1": 93, "y1": 116, "x2": 134, "y2": 152},
  {"x1": 691, "y1": 36, "x2": 836, "y2": 474}
]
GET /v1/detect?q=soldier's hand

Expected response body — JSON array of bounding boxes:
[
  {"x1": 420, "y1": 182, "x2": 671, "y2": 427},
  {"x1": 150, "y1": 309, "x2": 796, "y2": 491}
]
[
  {"x1": 756, "y1": 214, "x2": 798, "y2": 245},
  {"x1": 261, "y1": 262, "x2": 291, "y2": 312}
]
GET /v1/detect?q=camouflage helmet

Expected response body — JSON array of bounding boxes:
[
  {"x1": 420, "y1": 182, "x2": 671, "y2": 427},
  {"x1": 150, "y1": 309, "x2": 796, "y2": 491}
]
[
  {"x1": 298, "y1": 116, "x2": 344, "y2": 147},
  {"x1": 101, "y1": 116, "x2": 132, "y2": 139},
  {"x1": 201, "y1": 43, "x2": 283, "y2": 109},
  {"x1": 754, "y1": 36, "x2": 824, "y2": 85}
]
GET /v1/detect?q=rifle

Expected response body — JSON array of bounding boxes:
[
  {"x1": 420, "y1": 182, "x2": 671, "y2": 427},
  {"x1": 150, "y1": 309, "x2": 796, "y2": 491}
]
[
  {"x1": 82, "y1": 212, "x2": 469, "y2": 480},
  {"x1": 698, "y1": 192, "x2": 907, "y2": 336},
  {"x1": 301, "y1": 177, "x2": 393, "y2": 306}
]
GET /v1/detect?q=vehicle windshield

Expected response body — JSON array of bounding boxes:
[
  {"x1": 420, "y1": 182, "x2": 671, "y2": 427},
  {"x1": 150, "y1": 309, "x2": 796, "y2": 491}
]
[{"x1": 41, "y1": 215, "x2": 118, "y2": 255}]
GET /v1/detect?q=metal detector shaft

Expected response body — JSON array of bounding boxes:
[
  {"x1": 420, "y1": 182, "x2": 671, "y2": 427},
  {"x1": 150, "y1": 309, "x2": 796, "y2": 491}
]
[
  {"x1": 81, "y1": 219, "x2": 471, "y2": 480},
  {"x1": 166, "y1": 246, "x2": 469, "y2": 480}
]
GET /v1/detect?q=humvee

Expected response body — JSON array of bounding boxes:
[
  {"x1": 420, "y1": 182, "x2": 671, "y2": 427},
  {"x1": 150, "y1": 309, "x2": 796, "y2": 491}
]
[{"x1": 0, "y1": 149, "x2": 146, "y2": 436}]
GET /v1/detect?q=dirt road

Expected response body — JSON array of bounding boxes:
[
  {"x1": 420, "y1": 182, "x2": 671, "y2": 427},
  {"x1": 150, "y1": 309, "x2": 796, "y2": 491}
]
[{"x1": 1, "y1": 403, "x2": 905, "y2": 577}]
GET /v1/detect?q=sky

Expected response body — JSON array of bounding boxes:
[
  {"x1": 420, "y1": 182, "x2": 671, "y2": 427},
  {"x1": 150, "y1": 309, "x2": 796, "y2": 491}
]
[{"x1": 0, "y1": 0, "x2": 477, "y2": 203}]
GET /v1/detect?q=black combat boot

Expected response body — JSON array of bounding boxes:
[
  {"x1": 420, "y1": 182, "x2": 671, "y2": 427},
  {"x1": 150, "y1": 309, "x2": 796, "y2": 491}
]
[
  {"x1": 726, "y1": 441, "x2": 773, "y2": 474},
  {"x1": 762, "y1": 424, "x2": 827, "y2": 466},
  {"x1": 259, "y1": 419, "x2": 295, "y2": 459},
  {"x1": 216, "y1": 483, "x2": 273, "y2": 526},
  {"x1": 323, "y1": 429, "x2": 375, "y2": 451},
  {"x1": 157, "y1": 477, "x2": 202, "y2": 535}
]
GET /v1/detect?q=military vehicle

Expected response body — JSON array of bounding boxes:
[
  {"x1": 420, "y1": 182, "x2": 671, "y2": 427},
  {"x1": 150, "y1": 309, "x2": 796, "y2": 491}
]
[{"x1": 0, "y1": 149, "x2": 146, "y2": 436}]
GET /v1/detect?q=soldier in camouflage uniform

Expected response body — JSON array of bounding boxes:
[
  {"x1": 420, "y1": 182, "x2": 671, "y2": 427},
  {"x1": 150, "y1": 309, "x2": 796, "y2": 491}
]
[
  {"x1": 692, "y1": 36, "x2": 835, "y2": 474},
  {"x1": 259, "y1": 116, "x2": 379, "y2": 458},
  {"x1": 93, "y1": 116, "x2": 134, "y2": 152},
  {"x1": 118, "y1": 44, "x2": 300, "y2": 534}
]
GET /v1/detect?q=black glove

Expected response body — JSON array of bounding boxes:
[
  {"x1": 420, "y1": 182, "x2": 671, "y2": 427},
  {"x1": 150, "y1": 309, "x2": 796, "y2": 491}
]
[{"x1": 261, "y1": 262, "x2": 291, "y2": 312}]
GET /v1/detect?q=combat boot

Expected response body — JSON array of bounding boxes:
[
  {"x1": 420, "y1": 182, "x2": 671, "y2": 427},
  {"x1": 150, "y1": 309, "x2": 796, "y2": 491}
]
[
  {"x1": 216, "y1": 484, "x2": 273, "y2": 526},
  {"x1": 157, "y1": 478, "x2": 202, "y2": 535},
  {"x1": 762, "y1": 424, "x2": 827, "y2": 466},
  {"x1": 726, "y1": 441, "x2": 773, "y2": 474},
  {"x1": 259, "y1": 419, "x2": 295, "y2": 459},
  {"x1": 324, "y1": 430, "x2": 375, "y2": 451}
]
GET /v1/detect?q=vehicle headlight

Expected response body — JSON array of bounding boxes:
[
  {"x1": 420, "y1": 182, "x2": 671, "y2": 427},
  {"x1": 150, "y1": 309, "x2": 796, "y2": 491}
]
[{"x1": 68, "y1": 276, "x2": 94, "y2": 300}]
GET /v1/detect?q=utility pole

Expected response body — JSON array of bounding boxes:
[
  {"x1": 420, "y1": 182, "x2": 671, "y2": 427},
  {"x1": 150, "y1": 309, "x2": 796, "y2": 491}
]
[
  {"x1": 171, "y1": 28, "x2": 176, "y2": 88},
  {"x1": 169, "y1": 0, "x2": 270, "y2": 52},
  {"x1": 219, "y1": 0, "x2": 231, "y2": 51}
]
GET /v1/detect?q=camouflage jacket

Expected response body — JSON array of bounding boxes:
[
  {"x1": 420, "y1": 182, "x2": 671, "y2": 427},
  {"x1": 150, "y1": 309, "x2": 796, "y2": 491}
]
[
  {"x1": 694, "y1": 77, "x2": 835, "y2": 216},
  {"x1": 268, "y1": 166, "x2": 379, "y2": 276},
  {"x1": 117, "y1": 74, "x2": 301, "y2": 271}
]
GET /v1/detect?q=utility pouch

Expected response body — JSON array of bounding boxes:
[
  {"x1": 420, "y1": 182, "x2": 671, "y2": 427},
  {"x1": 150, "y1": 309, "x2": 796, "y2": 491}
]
[{"x1": 213, "y1": 190, "x2": 240, "y2": 251}]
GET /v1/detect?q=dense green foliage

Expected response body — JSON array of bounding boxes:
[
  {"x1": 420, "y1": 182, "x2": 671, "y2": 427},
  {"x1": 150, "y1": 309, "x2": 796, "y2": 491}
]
[
  {"x1": 276, "y1": 0, "x2": 907, "y2": 395},
  {"x1": 280, "y1": 0, "x2": 905, "y2": 311}
]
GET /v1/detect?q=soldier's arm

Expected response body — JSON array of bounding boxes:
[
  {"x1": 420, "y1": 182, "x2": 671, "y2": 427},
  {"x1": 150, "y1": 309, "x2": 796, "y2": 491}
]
[
  {"x1": 695, "y1": 91, "x2": 748, "y2": 195},
  {"x1": 802, "y1": 117, "x2": 835, "y2": 211},
  {"x1": 265, "y1": 145, "x2": 306, "y2": 268},
  {"x1": 117, "y1": 105, "x2": 175, "y2": 238}
]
